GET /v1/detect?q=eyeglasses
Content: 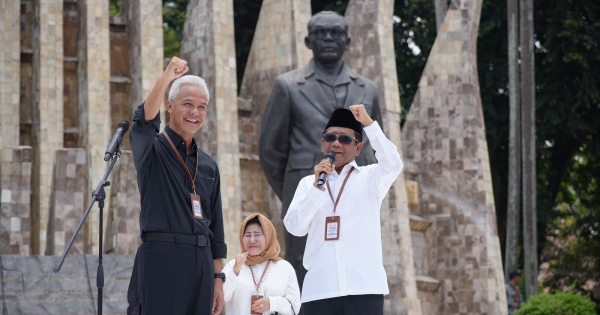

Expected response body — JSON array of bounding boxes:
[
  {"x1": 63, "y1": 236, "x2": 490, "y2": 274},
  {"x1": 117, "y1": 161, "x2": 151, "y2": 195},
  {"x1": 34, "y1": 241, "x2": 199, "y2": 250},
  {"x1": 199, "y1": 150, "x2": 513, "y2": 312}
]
[
  {"x1": 322, "y1": 133, "x2": 359, "y2": 145},
  {"x1": 309, "y1": 28, "x2": 347, "y2": 40}
]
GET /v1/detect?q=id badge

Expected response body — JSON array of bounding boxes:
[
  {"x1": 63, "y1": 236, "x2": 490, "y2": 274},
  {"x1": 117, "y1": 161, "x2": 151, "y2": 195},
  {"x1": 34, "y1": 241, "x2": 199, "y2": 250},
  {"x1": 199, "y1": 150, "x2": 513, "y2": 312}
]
[
  {"x1": 251, "y1": 295, "x2": 263, "y2": 315},
  {"x1": 190, "y1": 193, "x2": 203, "y2": 219},
  {"x1": 325, "y1": 216, "x2": 340, "y2": 241}
]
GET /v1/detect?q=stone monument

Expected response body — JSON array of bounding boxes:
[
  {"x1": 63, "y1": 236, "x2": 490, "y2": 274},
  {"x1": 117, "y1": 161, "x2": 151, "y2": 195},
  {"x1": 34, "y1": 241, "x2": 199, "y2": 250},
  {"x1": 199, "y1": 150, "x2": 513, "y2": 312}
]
[{"x1": 401, "y1": 0, "x2": 508, "y2": 313}]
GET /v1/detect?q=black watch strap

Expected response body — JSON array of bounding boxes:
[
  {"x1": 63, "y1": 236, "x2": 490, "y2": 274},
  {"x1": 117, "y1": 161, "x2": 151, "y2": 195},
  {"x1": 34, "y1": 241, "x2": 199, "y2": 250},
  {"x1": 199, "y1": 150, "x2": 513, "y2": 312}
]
[{"x1": 214, "y1": 272, "x2": 226, "y2": 283}]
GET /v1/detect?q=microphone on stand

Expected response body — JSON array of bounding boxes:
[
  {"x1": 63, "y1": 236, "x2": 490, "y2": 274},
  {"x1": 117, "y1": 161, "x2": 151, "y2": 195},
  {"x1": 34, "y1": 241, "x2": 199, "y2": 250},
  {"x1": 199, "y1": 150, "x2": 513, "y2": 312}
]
[
  {"x1": 104, "y1": 120, "x2": 130, "y2": 161},
  {"x1": 317, "y1": 150, "x2": 336, "y2": 188}
]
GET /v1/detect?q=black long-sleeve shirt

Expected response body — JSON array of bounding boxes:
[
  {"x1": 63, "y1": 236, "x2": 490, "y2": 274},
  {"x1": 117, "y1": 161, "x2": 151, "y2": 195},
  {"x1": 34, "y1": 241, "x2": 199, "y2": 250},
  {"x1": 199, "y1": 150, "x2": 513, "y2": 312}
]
[{"x1": 130, "y1": 104, "x2": 227, "y2": 259}]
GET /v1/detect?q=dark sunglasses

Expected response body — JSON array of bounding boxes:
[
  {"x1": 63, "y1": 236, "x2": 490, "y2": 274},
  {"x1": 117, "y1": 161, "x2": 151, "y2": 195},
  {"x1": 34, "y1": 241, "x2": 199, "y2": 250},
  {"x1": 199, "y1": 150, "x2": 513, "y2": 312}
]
[
  {"x1": 322, "y1": 133, "x2": 359, "y2": 145},
  {"x1": 309, "y1": 28, "x2": 347, "y2": 40}
]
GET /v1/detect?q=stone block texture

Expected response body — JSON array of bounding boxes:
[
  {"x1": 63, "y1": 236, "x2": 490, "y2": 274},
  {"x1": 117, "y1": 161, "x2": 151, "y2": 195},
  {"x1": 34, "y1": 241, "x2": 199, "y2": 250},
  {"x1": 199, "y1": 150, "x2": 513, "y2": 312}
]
[
  {"x1": 31, "y1": 0, "x2": 65, "y2": 255},
  {"x1": 344, "y1": 0, "x2": 420, "y2": 314},
  {"x1": 45, "y1": 149, "x2": 86, "y2": 256},
  {"x1": 401, "y1": 0, "x2": 508, "y2": 314},
  {"x1": 0, "y1": 254, "x2": 133, "y2": 314},
  {"x1": 77, "y1": 0, "x2": 112, "y2": 256},
  {"x1": 124, "y1": 0, "x2": 164, "y2": 113},
  {"x1": 180, "y1": 0, "x2": 243, "y2": 259},
  {"x1": 237, "y1": 0, "x2": 312, "y2": 247},
  {"x1": 0, "y1": 147, "x2": 33, "y2": 256},
  {"x1": 105, "y1": 151, "x2": 142, "y2": 254},
  {"x1": 0, "y1": 0, "x2": 21, "y2": 149}
]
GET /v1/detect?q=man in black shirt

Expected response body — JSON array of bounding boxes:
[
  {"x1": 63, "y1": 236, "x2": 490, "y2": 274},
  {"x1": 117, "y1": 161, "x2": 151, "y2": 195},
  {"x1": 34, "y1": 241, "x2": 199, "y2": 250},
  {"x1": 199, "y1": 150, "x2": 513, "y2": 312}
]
[{"x1": 128, "y1": 57, "x2": 226, "y2": 315}]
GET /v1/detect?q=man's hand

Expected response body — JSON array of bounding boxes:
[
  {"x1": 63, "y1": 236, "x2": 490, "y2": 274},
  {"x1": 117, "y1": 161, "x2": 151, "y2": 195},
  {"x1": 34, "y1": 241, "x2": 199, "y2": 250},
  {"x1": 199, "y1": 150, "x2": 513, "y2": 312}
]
[
  {"x1": 162, "y1": 56, "x2": 189, "y2": 82},
  {"x1": 212, "y1": 279, "x2": 224, "y2": 315},
  {"x1": 313, "y1": 159, "x2": 335, "y2": 188},
  {"x1": 349, "y1": 104, "x2": 374, "y2": 126},
  {"x1": 233, "y1": 252, "x2": 248, "y2": 276},
  {"x1": 251, "y1": 297, "x2": 270, "y2": 314}
]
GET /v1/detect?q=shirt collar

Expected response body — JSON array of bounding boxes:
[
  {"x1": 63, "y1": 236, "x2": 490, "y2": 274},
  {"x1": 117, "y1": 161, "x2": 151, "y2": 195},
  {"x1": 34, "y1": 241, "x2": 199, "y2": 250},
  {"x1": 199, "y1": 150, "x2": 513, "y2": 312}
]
[
  {"x1": 311, "y1": 60, "x2": 353, "y2": 87},
  {"x1": 164, "y1": 125, "x2": 198, "y2": 153},
  {"x1": 334, "y1": 160, "x2": 360, "y2": 176}
]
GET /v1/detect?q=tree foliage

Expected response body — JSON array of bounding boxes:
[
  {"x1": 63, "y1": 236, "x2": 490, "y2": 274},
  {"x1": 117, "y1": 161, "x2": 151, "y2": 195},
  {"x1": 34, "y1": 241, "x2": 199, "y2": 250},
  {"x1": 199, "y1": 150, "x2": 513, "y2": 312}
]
[{"x1": 515, "y1": 291, "x2": 597, "y2": 315}]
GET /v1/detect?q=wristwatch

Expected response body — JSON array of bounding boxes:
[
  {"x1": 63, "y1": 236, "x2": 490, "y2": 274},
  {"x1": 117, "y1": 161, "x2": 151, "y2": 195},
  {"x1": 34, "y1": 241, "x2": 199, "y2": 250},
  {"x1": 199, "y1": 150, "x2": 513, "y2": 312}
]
[{"x1": 214, "y1": 272, "x2": 226, "y2": 283}]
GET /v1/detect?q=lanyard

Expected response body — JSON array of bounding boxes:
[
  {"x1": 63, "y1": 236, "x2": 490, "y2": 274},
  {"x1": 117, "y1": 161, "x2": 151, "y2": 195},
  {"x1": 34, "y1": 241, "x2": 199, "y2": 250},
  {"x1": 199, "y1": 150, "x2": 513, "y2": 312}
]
[
  {"x1": 163, "y1": 132, "x2": 198, "y2": 194},
  {"x1": 249, "y1": 261, "x2": 271, "y2": 293},
  {"x1": 326, "y1": 167, "x2": 355, "y2": 213}
]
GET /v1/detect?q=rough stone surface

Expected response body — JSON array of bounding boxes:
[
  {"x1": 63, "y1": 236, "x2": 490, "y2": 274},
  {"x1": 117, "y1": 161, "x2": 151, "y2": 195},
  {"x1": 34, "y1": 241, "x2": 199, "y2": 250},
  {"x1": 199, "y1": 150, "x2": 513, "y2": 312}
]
[
  {"x1": 77, "y1": 0, "x2": 112, "y2": 255},
  {"x1": 45, "y1": 149, "x2": 87, "y2": 256},
  {"x1": 124, "y1": 0, "x2": 164, "y2": 112},
  {"x1": 401, "y1": 0, "x2": 507, "y2": 314},
  {"x1": 0, "y1": 0, "x2": 21, "y2": 149},
  {"x1": 180, "y1": 0, "x2": 242, "y2": 259},
  {"x1": 105, "y1": 151, "x2": 142, "y2": 254},
  {"x1": 344, "y1": 0, "x2": 420, "y2": 313},
  {"x1": 31, "y1": 0, "x2": 65, "y2": 255},
  {"x1": 0, "y1": 254, "x2": 133, "y2": 314},
  {"x1": 0, "y1": 147, "x2": 33, "y2": 256},
  {"x1": 237, "y1": 0, "x2": 312, "y2": 252}
]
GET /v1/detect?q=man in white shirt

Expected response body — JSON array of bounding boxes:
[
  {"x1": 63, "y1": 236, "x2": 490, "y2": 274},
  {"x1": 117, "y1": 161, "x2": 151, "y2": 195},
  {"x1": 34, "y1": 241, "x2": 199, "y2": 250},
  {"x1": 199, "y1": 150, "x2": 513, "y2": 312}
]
[{"x1": 284, "y1": 105, "x2": 403, "y2": 315}]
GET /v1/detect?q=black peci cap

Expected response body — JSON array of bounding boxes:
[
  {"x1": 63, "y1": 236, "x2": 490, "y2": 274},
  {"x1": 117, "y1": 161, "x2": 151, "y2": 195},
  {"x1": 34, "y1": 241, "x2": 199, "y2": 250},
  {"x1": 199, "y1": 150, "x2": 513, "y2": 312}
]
[{"x1": 324, "y1": 108, "x2": 362, "y2": 137}]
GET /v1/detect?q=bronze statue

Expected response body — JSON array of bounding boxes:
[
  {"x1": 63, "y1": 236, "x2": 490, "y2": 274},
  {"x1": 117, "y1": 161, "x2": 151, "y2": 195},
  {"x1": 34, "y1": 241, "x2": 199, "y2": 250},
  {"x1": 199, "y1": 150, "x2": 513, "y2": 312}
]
[{"x1": 259, "y1": 11, "x2": 382, "y2": 286}]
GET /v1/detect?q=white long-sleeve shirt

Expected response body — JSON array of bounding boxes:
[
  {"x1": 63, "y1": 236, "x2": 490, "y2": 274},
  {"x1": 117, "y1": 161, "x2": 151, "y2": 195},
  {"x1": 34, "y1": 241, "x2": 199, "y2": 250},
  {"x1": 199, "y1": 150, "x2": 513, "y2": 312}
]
[
  {"x1": 284, "y1": 122, "x2": 403, "y2": 303},
  {"x1": 223, "y1": 259, "x2": 301, "y2": 315}
]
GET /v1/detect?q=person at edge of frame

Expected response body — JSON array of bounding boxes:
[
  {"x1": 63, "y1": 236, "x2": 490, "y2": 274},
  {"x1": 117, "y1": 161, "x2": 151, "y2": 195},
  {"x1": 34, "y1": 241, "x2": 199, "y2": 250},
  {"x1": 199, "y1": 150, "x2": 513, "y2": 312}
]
[
  {"x1": 126, "y1": 56, "x2": 227, "y2": 315},
  {"x1": 284, "y1": 106, "x2": 403, "y2": 315},
  {"x1": 506, "y1": 270, "x2": 523, "y2": 315}
]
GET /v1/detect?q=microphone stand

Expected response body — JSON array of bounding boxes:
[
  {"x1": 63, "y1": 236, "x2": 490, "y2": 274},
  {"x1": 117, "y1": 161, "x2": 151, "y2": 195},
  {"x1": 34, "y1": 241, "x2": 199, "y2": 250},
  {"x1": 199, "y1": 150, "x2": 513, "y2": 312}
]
[{"x1": 53, "y1": 147, "x2": 122, "y2": 315}]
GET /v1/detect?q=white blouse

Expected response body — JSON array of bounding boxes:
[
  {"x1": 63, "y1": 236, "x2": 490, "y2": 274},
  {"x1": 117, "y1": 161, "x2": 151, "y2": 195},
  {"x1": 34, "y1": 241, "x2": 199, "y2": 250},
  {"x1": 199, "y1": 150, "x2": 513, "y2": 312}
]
[{"x1": 223, "y1": 259, "x2": 301, "y2": 315}]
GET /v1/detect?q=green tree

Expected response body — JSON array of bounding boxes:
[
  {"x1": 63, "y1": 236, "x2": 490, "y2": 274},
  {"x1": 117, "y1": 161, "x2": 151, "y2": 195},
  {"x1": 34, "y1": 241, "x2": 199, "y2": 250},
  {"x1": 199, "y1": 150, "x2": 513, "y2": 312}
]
[
  {"x1": 515, "y1": 291, "x2": 597, "y2": 315},
  {"x1": 163, "y1": 0, "x2": 188, "y2": 58}
]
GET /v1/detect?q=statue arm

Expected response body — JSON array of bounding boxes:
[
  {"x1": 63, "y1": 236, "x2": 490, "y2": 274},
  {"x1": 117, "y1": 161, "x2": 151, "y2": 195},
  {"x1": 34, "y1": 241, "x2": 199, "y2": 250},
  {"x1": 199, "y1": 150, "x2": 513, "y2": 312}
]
[{"x1": 259, "y1": 77, "x2": 292, "y2": 199}]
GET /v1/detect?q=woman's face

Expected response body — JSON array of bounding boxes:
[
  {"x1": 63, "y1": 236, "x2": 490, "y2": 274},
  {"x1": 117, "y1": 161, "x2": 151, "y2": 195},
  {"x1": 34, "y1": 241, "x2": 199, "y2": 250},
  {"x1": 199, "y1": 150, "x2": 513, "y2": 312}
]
[{"x1": 242, "y1": 223, "x2": 266, "y2": 256}]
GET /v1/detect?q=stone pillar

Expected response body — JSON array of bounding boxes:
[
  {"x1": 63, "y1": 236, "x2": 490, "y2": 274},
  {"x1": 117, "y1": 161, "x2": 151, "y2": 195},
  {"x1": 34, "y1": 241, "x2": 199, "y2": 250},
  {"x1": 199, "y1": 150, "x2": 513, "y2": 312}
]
[
  {"x1": 179, "y1": 0, "x2": 243, "y2": 260},
  {"x1": 344, "y1": 1, "x2": 420, "y2": 314},
  {"x1": 237, "y1": 0, "x2": 313, "y2": 252},
  {"x1": 45, "y1": 149, "x2": 86, "y2": 255},
  {"x1": 124, "y1": 0, "x2": 164, "y2": 112},
  {"x1": 0, "y1": 0, "x2": 21, "y2": 149},
  {"x1": 77, "y1": 0, "x2": 111, "y2": 255},
  {"x1": 105, "y1": 151, "x2": 141, "y2": 254},
  {"x1": 0, "y1": 147, "x2": 33, "y2": 256},
  {"x1": 31, "y1": 0, "x2": 64, "y2": 255},
  {"x1": 401, "y1": 0, "x2": 508, "y2": 314}
]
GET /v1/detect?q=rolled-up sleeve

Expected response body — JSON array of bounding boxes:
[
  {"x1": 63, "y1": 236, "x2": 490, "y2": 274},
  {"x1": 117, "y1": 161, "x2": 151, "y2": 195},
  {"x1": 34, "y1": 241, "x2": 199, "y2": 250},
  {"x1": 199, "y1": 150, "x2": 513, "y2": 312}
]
[{"x1": 130, "y1": 103, "x2": 160, "y2": 166}]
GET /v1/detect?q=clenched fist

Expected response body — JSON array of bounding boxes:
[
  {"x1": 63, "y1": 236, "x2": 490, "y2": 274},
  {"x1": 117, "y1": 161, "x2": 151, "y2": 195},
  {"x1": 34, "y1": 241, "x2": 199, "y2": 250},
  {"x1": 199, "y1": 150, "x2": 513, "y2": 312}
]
[
  {"x1": 162, "y1": 56, "x2": 190, "y2": 82},
  {"x1": 349, "y1": 104, "x2": 374, "y2": 126}
]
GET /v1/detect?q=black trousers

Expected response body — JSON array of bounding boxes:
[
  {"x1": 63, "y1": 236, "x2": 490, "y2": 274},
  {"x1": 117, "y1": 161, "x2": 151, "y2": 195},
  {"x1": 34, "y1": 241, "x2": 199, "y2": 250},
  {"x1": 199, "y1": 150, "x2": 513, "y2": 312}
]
[
  {"x1": 303, "y1": 295, "x2": 384, "y2": 315},
  {"x1": 134, "y1": 241, "x2": 214, "y2": 315}
]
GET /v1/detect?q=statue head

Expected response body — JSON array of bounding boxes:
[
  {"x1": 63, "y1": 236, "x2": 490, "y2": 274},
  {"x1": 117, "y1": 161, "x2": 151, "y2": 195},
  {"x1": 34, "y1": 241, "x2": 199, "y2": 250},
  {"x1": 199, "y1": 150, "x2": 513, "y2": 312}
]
[{"x1": 305, "y1": 11, "x2": 351, "y2": 65}]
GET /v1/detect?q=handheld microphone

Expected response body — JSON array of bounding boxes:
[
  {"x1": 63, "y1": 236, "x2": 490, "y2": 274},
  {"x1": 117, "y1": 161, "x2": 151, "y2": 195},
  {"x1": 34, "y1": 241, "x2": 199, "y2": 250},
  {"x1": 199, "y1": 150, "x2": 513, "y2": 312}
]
[
  {"x1": 104, "y1": 120, "x2": 130, "y2": 161},
  {"x1": 317, "y1": 150, "x2": 336, "y2": 188}
]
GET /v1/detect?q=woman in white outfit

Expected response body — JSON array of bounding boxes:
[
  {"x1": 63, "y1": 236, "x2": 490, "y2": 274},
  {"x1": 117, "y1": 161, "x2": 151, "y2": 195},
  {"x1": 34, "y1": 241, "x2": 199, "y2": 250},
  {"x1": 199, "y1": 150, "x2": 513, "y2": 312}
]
[{"x1": 223, "y1": 214, "x2": 301, "y2": 314}]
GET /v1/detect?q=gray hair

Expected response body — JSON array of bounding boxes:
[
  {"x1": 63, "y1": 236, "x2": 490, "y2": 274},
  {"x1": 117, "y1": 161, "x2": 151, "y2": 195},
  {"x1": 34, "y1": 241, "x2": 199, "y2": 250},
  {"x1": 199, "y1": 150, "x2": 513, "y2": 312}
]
[
  {"x1": 307, "y1": 11, "x2": 348, "y2": 32},
  {"x1": 168, "y1": 75, "x2": 210, "y2": 103}
]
